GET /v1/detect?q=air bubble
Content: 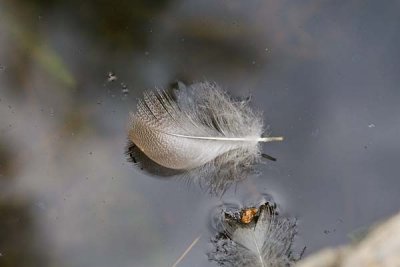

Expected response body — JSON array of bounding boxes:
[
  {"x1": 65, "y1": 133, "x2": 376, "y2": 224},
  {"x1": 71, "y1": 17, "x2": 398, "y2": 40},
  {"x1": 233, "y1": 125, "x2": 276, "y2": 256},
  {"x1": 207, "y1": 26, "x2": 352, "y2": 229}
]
[{"x1": 121, "y1": 83, "x2": 129, "y2": 95}]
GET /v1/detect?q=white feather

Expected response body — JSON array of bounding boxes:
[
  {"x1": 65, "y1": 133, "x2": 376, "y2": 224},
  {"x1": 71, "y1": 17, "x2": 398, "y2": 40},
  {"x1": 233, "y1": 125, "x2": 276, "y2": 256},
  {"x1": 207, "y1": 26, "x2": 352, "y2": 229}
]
[{"x1": 128, "y1": 81, "x2": 282, "y2": 194}]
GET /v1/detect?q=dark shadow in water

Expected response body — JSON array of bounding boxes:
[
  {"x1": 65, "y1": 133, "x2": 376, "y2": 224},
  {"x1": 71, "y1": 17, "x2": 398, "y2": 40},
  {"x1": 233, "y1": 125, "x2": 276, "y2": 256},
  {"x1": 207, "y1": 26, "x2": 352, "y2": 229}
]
[
  {"x1": 0, "y1": 198, "x2": 49, "y2": 267},
  {"x1": 0, "y1": 140, "x2": 50, "y2": 266},
  {"x1": 0, "y1": 142, "x2": 18, "y2": 181},
  {"x1": 125, "y1": 140, "x2": 184, "y2": 177},
  {"x1": 8, "y1": 0, "x2": 173, "y2": 50}
]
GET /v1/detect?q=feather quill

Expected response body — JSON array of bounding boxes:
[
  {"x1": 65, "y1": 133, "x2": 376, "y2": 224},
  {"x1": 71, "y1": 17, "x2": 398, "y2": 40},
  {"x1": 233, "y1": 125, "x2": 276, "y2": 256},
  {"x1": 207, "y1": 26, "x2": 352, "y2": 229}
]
[
  {"x1": 208, "y1": 203, "x2": 299, "y2": 267},
  {"x1": 128, "y1": 81, "x2": 282, "y2": 194}
]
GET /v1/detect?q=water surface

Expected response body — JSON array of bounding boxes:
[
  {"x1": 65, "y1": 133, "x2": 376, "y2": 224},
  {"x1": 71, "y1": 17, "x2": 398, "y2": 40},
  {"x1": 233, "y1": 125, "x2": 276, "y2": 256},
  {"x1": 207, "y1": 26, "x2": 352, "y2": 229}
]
[{"x1": 1, "y1": 1, "x2": 400, "y2": 266}]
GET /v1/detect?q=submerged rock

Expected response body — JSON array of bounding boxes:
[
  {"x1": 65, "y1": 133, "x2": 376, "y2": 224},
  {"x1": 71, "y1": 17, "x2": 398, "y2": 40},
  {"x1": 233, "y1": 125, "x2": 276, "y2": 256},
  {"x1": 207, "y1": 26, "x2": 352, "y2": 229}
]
[{"x1": 298, "y1": 212, "x2": 400, "y2": 267}]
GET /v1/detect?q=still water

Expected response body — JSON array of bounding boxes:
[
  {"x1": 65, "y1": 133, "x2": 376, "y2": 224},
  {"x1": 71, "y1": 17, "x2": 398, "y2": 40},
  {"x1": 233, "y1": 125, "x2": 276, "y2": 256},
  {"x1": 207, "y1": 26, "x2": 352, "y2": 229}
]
[{"x1": 1, "y1": 1, "x2": 400, "y2": 266}]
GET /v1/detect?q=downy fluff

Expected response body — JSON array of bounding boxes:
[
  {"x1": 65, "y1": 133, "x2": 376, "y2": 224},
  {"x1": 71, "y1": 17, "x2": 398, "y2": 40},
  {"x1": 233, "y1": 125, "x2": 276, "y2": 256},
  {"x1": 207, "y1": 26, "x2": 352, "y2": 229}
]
[
  {"x1": 208, "y1": 203, "x2": 299, "y2": 267},
  {"x1": 127, "y1": 81, "x2": 282, "y2": 194}
]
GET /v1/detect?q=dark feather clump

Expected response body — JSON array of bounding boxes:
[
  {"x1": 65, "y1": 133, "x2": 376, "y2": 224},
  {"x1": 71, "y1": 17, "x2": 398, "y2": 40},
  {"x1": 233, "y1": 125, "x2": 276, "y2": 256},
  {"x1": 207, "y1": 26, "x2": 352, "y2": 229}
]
[{"x1": 208, "y1": 202, "x2": 301, "y2": 267}]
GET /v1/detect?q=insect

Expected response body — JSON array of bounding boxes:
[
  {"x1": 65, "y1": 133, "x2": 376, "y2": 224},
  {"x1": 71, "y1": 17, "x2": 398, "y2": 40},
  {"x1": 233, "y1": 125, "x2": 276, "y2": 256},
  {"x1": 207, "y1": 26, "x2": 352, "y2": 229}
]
[{"x1": 240, "y1": 207, "x2": 259, "y2": 224}]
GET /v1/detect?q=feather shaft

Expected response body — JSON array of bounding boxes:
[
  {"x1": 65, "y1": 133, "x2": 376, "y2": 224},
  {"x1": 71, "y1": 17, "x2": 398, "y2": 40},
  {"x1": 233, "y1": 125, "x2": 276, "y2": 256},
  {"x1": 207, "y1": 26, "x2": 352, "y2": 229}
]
[
  {"x1": 259, "y1": 136, "x2": 284, "y2": 142},
  {"x1": 251, "y1": 231, "x2": 266, "y2": 267},
  {"x1": 161, "y1": 131, "x2": 283, "y2": 142}
]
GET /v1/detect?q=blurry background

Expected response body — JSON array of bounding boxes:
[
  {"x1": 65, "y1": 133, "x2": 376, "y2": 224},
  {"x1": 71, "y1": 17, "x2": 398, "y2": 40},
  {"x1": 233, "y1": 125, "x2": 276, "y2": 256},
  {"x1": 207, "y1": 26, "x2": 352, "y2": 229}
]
[{"x1": 1, "y1": 0, "x2": 400, "y2": 266}]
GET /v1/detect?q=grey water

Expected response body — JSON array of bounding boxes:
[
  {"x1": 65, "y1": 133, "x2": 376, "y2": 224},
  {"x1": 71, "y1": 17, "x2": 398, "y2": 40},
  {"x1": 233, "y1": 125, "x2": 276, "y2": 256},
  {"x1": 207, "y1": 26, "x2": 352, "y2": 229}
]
[{"x1": 1, "y1": 1, "x2": 400, "y2": 266}]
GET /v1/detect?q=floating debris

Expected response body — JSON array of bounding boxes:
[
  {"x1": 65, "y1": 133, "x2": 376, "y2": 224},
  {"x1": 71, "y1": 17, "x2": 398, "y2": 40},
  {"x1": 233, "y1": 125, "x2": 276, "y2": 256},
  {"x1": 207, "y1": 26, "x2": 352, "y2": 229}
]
[
  {"x1": 107, "y1": 71, "x2": 117, "y2": 82},
  {"x1": 171, "y1": 235, "x2": 201, "y2": 267},
  {"x1": 240, "y1": 207, "x2": 259, "y2": 224}
]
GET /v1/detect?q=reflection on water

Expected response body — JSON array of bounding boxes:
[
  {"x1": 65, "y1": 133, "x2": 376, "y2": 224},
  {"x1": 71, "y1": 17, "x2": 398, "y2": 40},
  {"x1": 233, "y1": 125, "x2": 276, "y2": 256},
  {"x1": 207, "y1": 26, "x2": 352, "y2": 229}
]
[{"x1": 1, "y1": 0, "x2": 400, "y2": 266}]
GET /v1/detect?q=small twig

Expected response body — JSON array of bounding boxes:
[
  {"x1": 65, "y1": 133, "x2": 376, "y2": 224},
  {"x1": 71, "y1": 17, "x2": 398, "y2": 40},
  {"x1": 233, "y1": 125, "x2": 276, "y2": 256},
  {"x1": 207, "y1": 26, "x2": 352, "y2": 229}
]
[{"x1": 171, "y1": 235, "x2": 201, "y2": 267}]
